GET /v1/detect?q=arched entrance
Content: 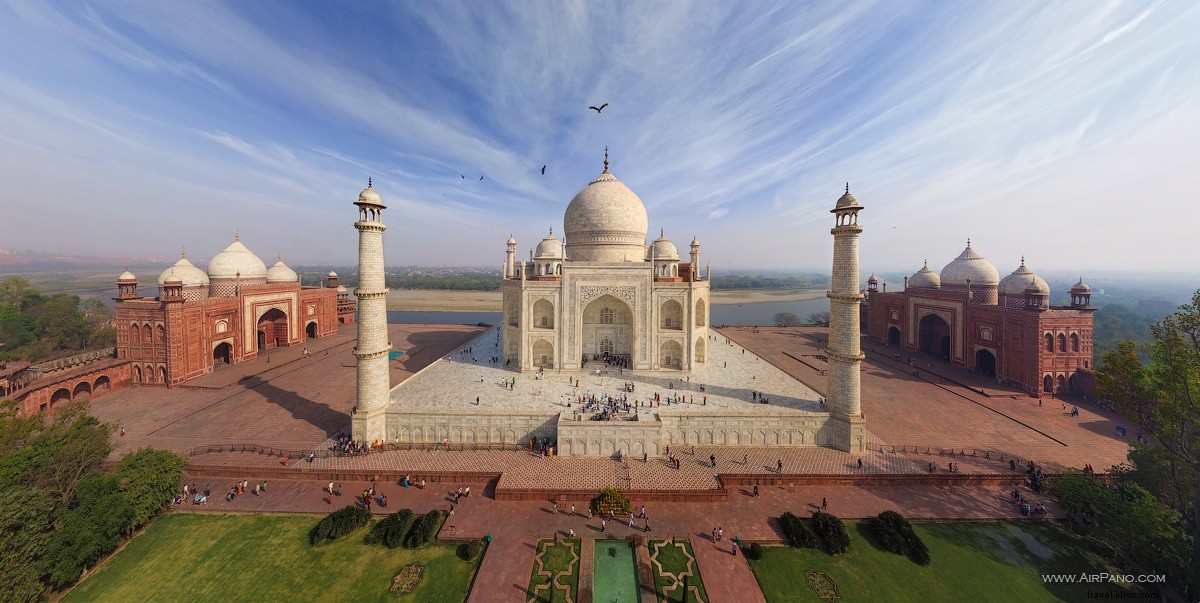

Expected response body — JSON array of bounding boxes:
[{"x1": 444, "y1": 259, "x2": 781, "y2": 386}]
[
  {"x1": 213, "y1": 342, "x2": 233, "y2": 366},
  {"x1": 532, "y1": 339, "x2": 554, "y2": 368},
  {"x1": 975, "y1": 349, "x2": 996, "y2": 378},
  {"x1": 93, "y1": 376, "x2": 111, "y2": 394},
  {"x1": 887, "y1": 326, "x2": 901, "y2": 345},
  {"x1": 72, "y1": 381, "x2": 91, "y2": 402},
  {"x1": 133, "y1": 365, "x2": 142, "y2": 383},
  {"x1": 695, "y1": 337, "x2": 705, "y2": 363},
  {"x1": 257, "y1": 308, "x2": 288, "y2": 350},
  {"x1": 582, "y1": 294, "x2": 634, "y2": 363},
  {"x1": 1043, "y1": 374, "x2": 1053, "y2": 393},
  {"x1": 305, "y1": 321, "x2": 317, "y2": 339},
  {"x1": 51, "y1": 388, "x2": 71, "y2": 407},
  {"x1": 660, "y1": 340, "x2": 682, "y2": 369},
  {"x1": 917, "y1": 313, "x2": 951, "y2": 359}
]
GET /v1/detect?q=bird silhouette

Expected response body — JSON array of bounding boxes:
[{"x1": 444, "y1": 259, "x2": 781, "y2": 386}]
[
  {"x1": 588, "y1": 103, "x2": 608, "y2": 113},
  {"x1": 460, "y1": 175, "x2": 465, "y2": 179},
  {"x1": 541, "y1": 165, "x2": 546, "y2": 175},
  {"x1": 479, "y1": 175, "x2": 484, "y2": 181}
]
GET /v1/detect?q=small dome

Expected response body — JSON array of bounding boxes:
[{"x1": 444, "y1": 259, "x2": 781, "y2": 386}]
[
  {"x1": 563, "y1": 152, "x2": 649, "y2": 262},
  {"x1": 162, "y1": 271, "x2": 183, "y2": 286},
  {"x1": 908, "y1": 261, "x2": 941, "y2": 289},
  {"x1": 208, "y1": 237, "x2": 267, "y2": 280},
  {"x1": 835, "y1": 183, "x2": 859, "y2": 209},
  {"x1": 650, "y1": 232, "x2": 679, "y2": 261},
  {"x1": 999, "y1": 258, "x2": 1049, "y2": 296},
  {"x1": 507, "y1": 234, "x2": 517, "y2": 245},
  {"x1": 1024, "y1": 277, "x2": 1050, "y2": 294},
  {"x1": 691, "y1": 237, "x2": 700, "y2": 247},
  {"x1": 158, "y1": 253, "x2": 209, "y2": 288},
  {"x1": 266, "y1": 256, "x2": 298, "y2": 283},
  {"x1": 1071, "y1": 278, "x2": 1091, "y2": 293},
  {"x1": 118, "y1": 270, "x2": 137, "y2": 281},
  {"x1": 940, "y1": 241, "x2": 999, "y2": 287},
  {"x1": 336, "y1": 284, "x2": 347, "y2": 295},
  {"x1": 534, "y1": 230, "x2": 563, "y2": 259},
  {"x1": 327, "y1": 271, "x2": 337, "y2": 278},
  {"x1": 867, "y1": 274, "x2": 878, "y2": 284},
  {"x1": 355, "y1": 183, "x2": 384, "y2": 208}
]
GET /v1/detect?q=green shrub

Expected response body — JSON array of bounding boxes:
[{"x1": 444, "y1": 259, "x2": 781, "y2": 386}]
[
  {"x1": 403, "y1": 510, "x2": 443, "y2": 549},
  {"x1": 310, "y1": 505, "x2": 372, "y2": 545},
  {"x1": 459, "y1": 538, "x2": 484, "y2": 560},
  {"x1": 863, "y1": 511, "x2": 930, "y2": 565},
  {"x1": 114, "y1": 448, "x2": 185, "y2": 529},
  {"x1": 592, "y1": 487, "x2": 631, "y2": 517},
  {"x1": 747, "y1": 542, "x2": 764, "y2": 560},
  {"x1": 364, "y1": 508, "x2": 415, "y2": 548},
  {"x1": 812, "y1": 511, "x2": 850, "y2": 555},
  {"x1": 778, "y1": 512, "x2": 817, "y2": 548}
]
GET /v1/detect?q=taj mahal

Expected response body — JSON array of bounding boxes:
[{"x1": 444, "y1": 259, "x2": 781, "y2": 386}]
[{"x1": 351, "y1": 152, "x2": 867, "y2": 456}]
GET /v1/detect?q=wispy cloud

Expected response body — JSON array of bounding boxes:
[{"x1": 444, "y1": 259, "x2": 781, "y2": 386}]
[{"x1": 0, "y1": 0, "x2": 1196, "y2": 273}]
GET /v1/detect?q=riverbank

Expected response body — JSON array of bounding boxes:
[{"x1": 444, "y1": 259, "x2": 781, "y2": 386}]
[{"x1": 383, "y1": 287, "x2": 826, "y2": 311}]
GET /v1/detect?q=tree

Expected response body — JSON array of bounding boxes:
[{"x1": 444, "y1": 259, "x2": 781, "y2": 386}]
[
  {"x1": 1097, "y1": 288, "x2": 1200, "y2": 583},
  {"x1": 0, "y1": 487, "x2": 57, "y2": 603},
  {"x1": 807, "y1": 312, "x2": 830, "y2": 327},
  {"x1": 774, "y1": 312, "x2": 802, "y2": 327},
  {"x1": 114, "y1": 448, "x2": 185, "y2": 528}
]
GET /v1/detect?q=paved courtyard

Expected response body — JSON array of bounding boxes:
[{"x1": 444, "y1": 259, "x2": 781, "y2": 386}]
[{"x1": 389, "y1": 326, "x2": 825, "y2": 417}]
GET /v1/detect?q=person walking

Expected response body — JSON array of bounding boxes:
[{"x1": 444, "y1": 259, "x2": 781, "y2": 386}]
[
  {"x1": 821, "y1": 497, "x2": 828, "y2": 510},
  {"x1": 717, "y1": 527, "x2": 723, "y2": 541},
  {"x1": 571, "y1": 503, "x2": 576, "y2": 516},
  {"x1": 601, "y1": 518, "x2": 606, "y2": 532},
  {"x1": 777, "y1": 459, "x2": 783, "y2": 473},
  {"x1": 628, "y1": 513, "x2": 635, "y2": 528}
]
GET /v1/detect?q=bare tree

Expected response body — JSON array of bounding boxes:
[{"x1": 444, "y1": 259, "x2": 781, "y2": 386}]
[
  {"x1": 774, "y1": 312, "x2": 802, "y2": 327},
  {"x1": 807, "y1": 312, "x2": 831, "y2": 327}
]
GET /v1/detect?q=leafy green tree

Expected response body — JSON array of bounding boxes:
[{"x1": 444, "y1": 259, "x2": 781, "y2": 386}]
[
  {"x1": 774, "y1": 312, "x2": 802, "y2": 327},
  {"x1": 114, "y1": 448, "x2": 185, "y2": 528},
  {"x1": 1097, "y1": 288, "x2": 1200, "y2": 579},
  {"x1": 0, "y1": 487, "x2": 57, "y2": 603}
]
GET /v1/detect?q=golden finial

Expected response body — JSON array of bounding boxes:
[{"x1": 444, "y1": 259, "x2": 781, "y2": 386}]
[
  {"x1": 368, "y1": 177, "x2": 372, "y2": 188},
  {"x1": 603, "y1": 146, "x2": 609, "y2": 172},
  {"x1": 235, "y1": 230, "x2": 240, "y2": 242}
]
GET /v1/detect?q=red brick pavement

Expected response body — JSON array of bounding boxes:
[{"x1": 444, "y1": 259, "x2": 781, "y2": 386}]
[{"x1": 690, "y1": 534, "x2": 767, "y2": 603}]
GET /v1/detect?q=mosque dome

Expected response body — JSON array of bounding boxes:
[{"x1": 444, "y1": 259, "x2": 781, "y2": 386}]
[
  {"x1": 940, "y1": 241, "x2": 999, "y2": 287},
  {"x1": 162, "y1": 272, "x2": 183, "y2": 286},
  {"x1": 908, "y1": 261, "x2": 941, "y2": 289},
  {"x1": 208, "y1": 236, "x2": 267, "y2": 280},
  {"x1": 266, "y1": 256, "x2": 298, "y2": 283},
  {"x1": 118, "y1": 270, "x2": 137, "y2": 282},
  {"x1": 158, "y1": 252, "x2": 209, "y2": 288},
  {"x1": 999, "y1": 258, "x2": 1049, "y2": 296},
  {"x1": 691, "y1": 236, "x2": 700, "y2": 247},
  {"x1": 328, "y1": 271, "x2": 338, "y2": 278},
  {"x1": 649, "y1": 232, "x2": 679, "y2": 261},
  {"x1": 563, "y1": 152, "x2": 649, "y2": 262},
  {"x1": 507, "y1": 234, "x2": 517, "y2": 245},
  {"x1": 867, "y1": 274, "x2": 878, "y2": 284},
  {"x1": 1071, "y1": 278, "x2": 1091, "y2": 294},
  {"x1": 534, "y1": 230, "x2": 563, "y2": 259},
  {"x1": 356, "y1": 184, "x2": 384, "y2": 207},
  {"x1": 835, "y1": 185, "x2": 859, "y2": 209},
  {"x1": 1024, "y1": 277, "x2": 1050, "y2": 295}
]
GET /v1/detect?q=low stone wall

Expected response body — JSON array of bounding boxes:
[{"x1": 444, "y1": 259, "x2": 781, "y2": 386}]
[{"x1": 718, "y1": 472, "x2": 1028, "y2": 487}]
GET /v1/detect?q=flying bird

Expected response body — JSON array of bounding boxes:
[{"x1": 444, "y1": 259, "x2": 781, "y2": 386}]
[
  {"x1": 479, "y1": 175, "x2": 484, "y2": 181},
  {"x1": 460, "y1": 175, "x2": 465, "y2": 179},
  {"x1": 588, "y1": 103, "x2": 608, "y2": 113},
  {"x1": 540, "y1": 165, "x2": 546, "y2": 175}
]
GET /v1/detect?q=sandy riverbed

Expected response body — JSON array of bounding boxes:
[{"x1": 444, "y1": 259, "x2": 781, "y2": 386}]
[{"x1": 382, "y1": 288, "x2": 826, "y2": 312}]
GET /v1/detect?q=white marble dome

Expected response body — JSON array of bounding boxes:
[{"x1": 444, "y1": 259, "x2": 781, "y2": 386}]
[
  {"x1": 534, "y1": 230, "x2": 563, "y2": 259},
  {"x1": 908, "y1": 261, "x2": 941, "y2": 288},
  {"x1": 158, "y1": 253, "x2": 209, "y2": 287},
  {"x1": 266, "y1": 256, "x2": 298, "y2": 283},
  {"x1": 999, "y1": 258, "x2": 1048, "y2": 296},
  {"x1": 1071, "y1": 278, "x2": 1091, "y2": 293},
  {"x1": 940, "y1": 241, "x2": 999, "y2": 287},
  {"x1": 649, "y1": 233, "x2": 679, "y2": 260},
  {"x1": 208, "y1": 237, "x2": 267, "y2": 280},
  {"x1": 118, "y1": 270, "x2": 137, "y2": 282},
  {"x1": 563, "y1": 161, "x2": 649, "y2": 262}
]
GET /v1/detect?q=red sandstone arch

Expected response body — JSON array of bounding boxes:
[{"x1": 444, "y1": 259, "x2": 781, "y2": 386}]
[
  {"x1": 93, "y1": 375, "x2": 111, "y2": 394},
  {"x1": 257, "y1": 308, "x2": 288, "y2": 350},
  {"x1": 918, "y1": 313, "x2": 951, "y2": 359},
  {"x1": 158, "y1": 366, "x2": 167, "y2": 385},
  {"x1": 213, "y1": 342, "x2": 232, "y2": 365},
  {"x1": 305, "y1": 321, "x2": 317, "y2": 339},
  {"x1": 50, "y1": 388, "x2": 71, "y2": 407},
  {"x1": 72, "y1": 381, "x2": 91, "y2": 401},
  {"x1": 1043, "y1": 374, "x2": 1053, "y2": 393},
  {"x1": 133, "y1": 365, "x2": 142, "y2": 383}
]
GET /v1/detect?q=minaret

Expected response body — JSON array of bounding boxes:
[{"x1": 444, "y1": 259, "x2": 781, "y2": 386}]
[
  {"x1": 351, "y1": 179, "x2": 391, "y2": 443},
  {"x1": 689, "y1": 237, "x2": 701, "y2": 279},
  {"x1": 505, "y1": 235, "x2": 517, "y2": 278},
  {"x1": 826, "y1": 183, "x2": 867, "y2": 453}
]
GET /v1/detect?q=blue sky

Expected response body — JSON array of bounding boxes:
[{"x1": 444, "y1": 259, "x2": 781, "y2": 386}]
[{"x1": 1, "y1": 1, "x2": 1198, "y2": 274}]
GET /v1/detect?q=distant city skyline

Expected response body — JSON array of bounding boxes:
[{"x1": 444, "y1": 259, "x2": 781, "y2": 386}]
[{"x1": 1, "y1": 1, "x2": 1198, "y2": 273}]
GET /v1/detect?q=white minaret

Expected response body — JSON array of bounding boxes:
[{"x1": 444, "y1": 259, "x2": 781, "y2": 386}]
[
  {"x1": 689, "y1": 237, "x2": 700, "y2": 280},
  {"x1": 351, "y1": 180, "x2": 391, "y2": 443},
  {"x1": 505, "y1": 235, "x2": 517, "y2": 278},
  {"x1": 826, "y1": 183, "x2": 867, "y2": 453}
]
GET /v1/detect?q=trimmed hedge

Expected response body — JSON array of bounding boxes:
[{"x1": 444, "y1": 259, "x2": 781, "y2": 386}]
[
  {"x1": 811, "y1": 511, "x2": 851, "y2": 555},
  {"x1": 310, "y1": 505, "x2": 372, "y2": 545},
  {"x1": 746, "y1": 542, "x2": 764, "y2": 560},
  {"x1": 459, "y1": 538, "x2": 484, "y2": 560},
  {"x1": 778, "y1": 512, "x2": 817, "y2": 548},
  {"x1": 364, "y1": 508, "x2": 415, "y2": 548},
  {"x1": 403, "y1": 510, "x2": 443, "y2": 549},
  {"x1": 864, "y1": 510, "x2": 930, "y2": 565},
  {"x1": 592, "y1": 487, "x2": 632, "y2": 517}
]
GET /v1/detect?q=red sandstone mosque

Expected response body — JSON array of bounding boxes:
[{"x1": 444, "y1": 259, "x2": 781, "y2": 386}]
[
  {"x1": 113, "y1": 234, "x2": 356, "y2": 387},
  {"x1": 864, "y1": 240, "x2": 1095, "y2": 397}
]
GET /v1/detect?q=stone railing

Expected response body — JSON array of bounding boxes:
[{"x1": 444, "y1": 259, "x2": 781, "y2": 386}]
[{"x1": 29, "y1": 348, "x2": 116, "y2": 379}]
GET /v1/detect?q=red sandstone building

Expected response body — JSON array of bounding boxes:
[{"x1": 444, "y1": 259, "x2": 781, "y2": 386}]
[
  {"x1": 865, "y1": 241, "x2": 1095, "y2": 397},
  {"x1": 114, "y1": 235, "x2": 355, "y2": 387}
]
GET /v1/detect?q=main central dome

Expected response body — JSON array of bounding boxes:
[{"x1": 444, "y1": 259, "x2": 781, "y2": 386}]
[{"x1": 563, "y1": 155, "x2": 648, "y2": 262}]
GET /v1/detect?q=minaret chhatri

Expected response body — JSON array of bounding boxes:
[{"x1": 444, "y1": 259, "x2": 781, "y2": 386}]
[
  {"x1": 826, "y1": 183, "x2": 867, "y2": 453},
  {"x1": 351, "y1": 179, "x2": 391, "y2": 443}
]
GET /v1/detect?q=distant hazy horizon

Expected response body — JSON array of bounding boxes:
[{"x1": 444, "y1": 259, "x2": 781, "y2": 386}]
[{"x1": 1, "y1": 2, "x2": 1198, "y2": 273}]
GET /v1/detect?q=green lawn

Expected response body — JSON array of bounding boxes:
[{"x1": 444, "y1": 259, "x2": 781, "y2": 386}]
[
  {"x1": 749, "y1": 521, "x2": 1141, "y2": 603},
  {"x1": 526, "y1": 537, "x2": 580, "y2": 603},
  {"x1": 65, "y1": 513, "x2": 482, "y2": 602},
  {"x1": 649, "y1": 539, "x2": 709, "y2": 603}
]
